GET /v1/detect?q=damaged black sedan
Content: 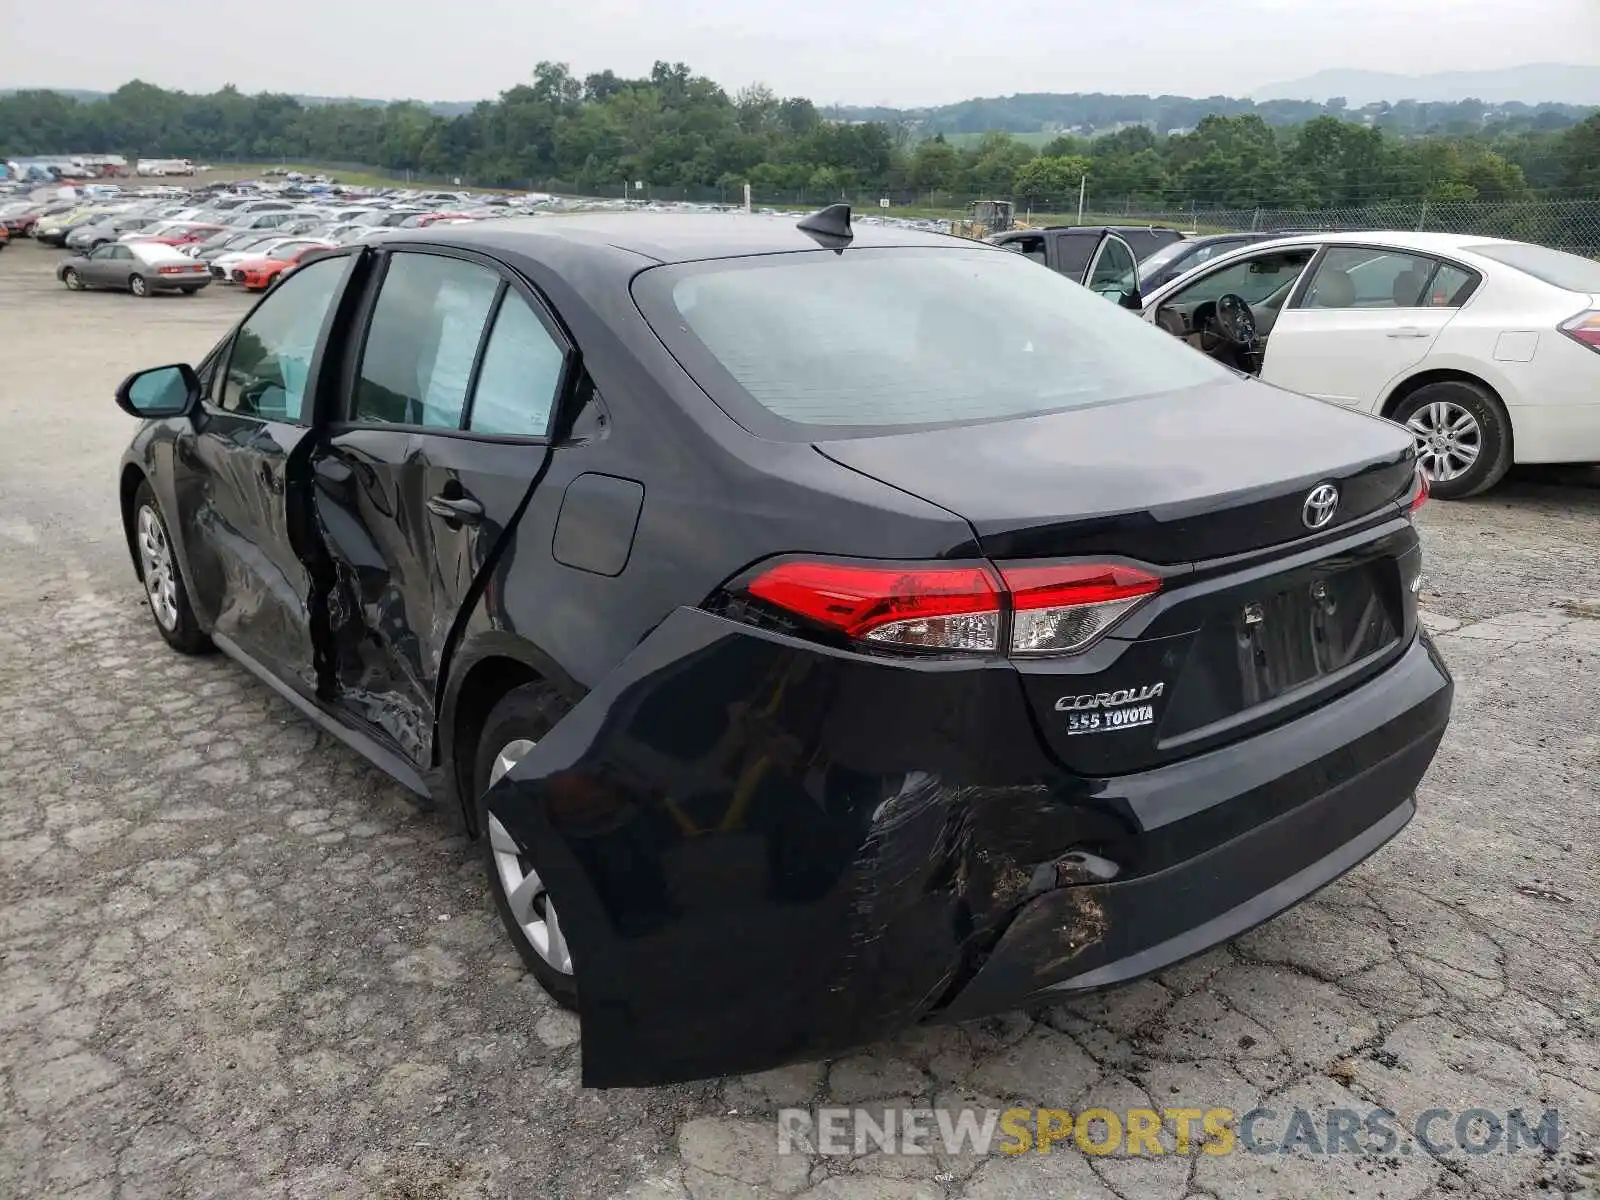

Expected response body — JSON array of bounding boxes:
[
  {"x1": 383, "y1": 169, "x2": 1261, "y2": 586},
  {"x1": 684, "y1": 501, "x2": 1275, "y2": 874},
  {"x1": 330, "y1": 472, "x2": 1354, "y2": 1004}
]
[{"x1": 114, "y1": 207, "x2": 1452, "y2": 1088}]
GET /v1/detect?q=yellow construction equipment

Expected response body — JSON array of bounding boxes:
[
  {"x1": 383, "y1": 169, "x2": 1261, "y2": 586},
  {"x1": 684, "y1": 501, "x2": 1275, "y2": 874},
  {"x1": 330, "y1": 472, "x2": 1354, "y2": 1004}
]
[{"x1": 949, "y1": 199, "x2": 1033, "y2": 240}]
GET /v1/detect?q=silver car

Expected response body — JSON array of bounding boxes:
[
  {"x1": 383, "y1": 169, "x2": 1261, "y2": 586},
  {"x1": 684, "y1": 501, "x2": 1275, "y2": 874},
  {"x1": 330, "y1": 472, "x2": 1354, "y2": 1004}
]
[{"x1": 56, "y1": 241, "x2": 214, "y2": 297}]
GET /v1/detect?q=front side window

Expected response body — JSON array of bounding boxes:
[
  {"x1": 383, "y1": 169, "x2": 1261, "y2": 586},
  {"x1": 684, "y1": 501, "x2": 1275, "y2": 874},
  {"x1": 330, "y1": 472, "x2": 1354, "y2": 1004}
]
[
  {"x1": 353, "y1": 252, "x2": 500, "y2": 428},
  {"x1": 219, "y1": 255, "x2": 346, "y2": 421},
  {"x1": 1301, "y1": 247, "x2": 1439, "y2": 309},
  {"x1": 467, "y1": 292, "x2": 566, "y2": 437},
  {"x1": 1170, "y1": 248, "x2": 1317, "y2": 307}
]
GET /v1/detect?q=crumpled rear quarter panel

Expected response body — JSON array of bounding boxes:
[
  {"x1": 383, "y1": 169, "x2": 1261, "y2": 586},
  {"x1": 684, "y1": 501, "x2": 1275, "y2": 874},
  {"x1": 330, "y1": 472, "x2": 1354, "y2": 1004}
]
[{"x1": 485, "y1": 607, "x2": 1131, "y2": 1087}]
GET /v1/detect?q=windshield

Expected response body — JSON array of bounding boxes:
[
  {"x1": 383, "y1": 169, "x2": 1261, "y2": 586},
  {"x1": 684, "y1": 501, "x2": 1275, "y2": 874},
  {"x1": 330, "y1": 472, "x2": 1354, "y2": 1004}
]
[
  {"x1": 638, "y1": 246, "x2": 1231, "y2": 435},
  {"x1": 1138, "y1": 241, "x2": 1189, "y2": 278},
  {"x1": 1466, "y1": 242, "x2": 1600, "y2": 294}
]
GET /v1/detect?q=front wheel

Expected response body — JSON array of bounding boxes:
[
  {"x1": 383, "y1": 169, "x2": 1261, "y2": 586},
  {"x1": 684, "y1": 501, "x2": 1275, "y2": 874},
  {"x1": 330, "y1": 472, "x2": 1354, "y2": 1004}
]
[
  {"x1": 132, "y1": 481, "x2": 212, "y2": 654},
  {"x1": 62, "y1": 268, "x2": 84, "y2": 291},
  {"x1": 129, "y1": 274, "x2": 150, "y2": 298},
  {"x1": 1393, "y1": 380, "x2": 1512, "y2": 500},
  {"x1": 474, "y1": 681, "x2": 579, "y2": 1010}
]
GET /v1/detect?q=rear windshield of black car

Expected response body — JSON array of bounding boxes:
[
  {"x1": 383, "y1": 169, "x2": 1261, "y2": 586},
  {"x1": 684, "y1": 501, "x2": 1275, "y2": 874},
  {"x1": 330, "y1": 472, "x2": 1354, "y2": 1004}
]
[
  {"x1": 634, "y1": 246, "x2": 1230, "y2": 437},
  {"x1": 1466, "y1": 242, "x2": 1600, "y2": 293}
]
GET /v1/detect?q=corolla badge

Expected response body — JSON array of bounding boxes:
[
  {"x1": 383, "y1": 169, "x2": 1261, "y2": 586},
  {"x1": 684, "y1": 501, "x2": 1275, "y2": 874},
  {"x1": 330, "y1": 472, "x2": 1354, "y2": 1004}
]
[
  {"x1": 1302, "y1": 483, "x2": 1340, "y2": 530},
  {"x1": 1056, "y1": 682, "x2": 1166, "y2": 737}
]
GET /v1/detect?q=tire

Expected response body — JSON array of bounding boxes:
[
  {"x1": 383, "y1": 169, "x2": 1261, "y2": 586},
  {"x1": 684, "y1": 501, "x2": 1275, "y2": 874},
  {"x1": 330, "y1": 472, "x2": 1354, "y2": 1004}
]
[
  {"x1": 1392, "y1": 380, "x2": 1512, "y2": 500},
  {"x1": 62, "y1": 268, "x2": 84, "y2": 291},
  {"x1": 129, "y1": 274, "x2": 150, "y2": 298},
  {"x1": 132, "y1": 481, "x2": 212, "y2": 655},
  {"x1": 474, "y1": 681, "x2": 580, "y2": 1010}
]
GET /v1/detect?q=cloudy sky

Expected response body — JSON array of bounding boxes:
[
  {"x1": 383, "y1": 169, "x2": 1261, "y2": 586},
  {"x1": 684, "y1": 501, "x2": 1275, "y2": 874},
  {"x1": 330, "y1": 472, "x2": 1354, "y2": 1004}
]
[{"x1": 4, "y1": 0, "x2": 1596, "y2": 106}]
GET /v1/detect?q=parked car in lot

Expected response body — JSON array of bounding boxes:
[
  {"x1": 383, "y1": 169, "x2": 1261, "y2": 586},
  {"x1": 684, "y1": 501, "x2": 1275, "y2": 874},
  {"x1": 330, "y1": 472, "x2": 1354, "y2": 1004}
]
[
  {"x1": 988, "y1": 224, "x2": 1185, "y2": 303},
  {"x1": 66, "y1": 214, "x2": 158, "y2": 252},
  {"x1": 230, "y1": 240, "x2": 334, "y2": 291},
  {"x1": 111, "y1": 209, "x2": 1449, "y2": 1087},
  {"x1": 1139, "y1": 230, "x2": 1600, "y2": 498},
  {"x1": 58, "y1": 241, "x2": 213, "y2": 296},
  {"x1": 210, "y1": 236, "x2": 324, "y2": 280}
]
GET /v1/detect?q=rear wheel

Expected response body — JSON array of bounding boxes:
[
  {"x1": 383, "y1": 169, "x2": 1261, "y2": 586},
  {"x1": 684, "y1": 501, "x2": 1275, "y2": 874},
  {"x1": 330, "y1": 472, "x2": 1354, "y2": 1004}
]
[
  {"x1": 474, "y1": 681, "x2": 579, "y2": 1009},
  {"x1": 1393, "y1": 380, "x2": 1512, "y2": 500},
  {"x1": 129, "y1": 274, "x2": 150, "y2": 298},
  {"x1": 132, "y1": 481, "x2": 212, "y2": 654},
  {"x1": 62, "y1": 268, "x2": 84, "y2": 291}
]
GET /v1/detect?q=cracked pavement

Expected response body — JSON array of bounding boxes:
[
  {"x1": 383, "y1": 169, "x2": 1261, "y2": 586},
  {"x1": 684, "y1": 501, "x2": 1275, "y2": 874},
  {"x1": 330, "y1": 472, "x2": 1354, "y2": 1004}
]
[{"x1": 1, "y1": 240, "x2": 1597, "y2": 1199}]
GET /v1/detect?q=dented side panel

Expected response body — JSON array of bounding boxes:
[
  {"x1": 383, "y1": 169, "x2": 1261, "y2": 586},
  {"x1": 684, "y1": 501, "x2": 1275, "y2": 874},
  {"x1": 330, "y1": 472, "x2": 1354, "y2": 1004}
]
[
  {"x1": 485, "y1": 607, "x2": 1133, "y2": 1087},
  {"x1": 487, "y1": 615, "x2": 1452, "y2": 1088}
]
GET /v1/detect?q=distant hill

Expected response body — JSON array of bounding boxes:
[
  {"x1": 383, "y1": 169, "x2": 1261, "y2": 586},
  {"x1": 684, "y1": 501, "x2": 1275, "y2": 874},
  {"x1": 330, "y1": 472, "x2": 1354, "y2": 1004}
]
[
  {"x1": 1254, "y1": 64, "x2": 1600, "y2": 107},
  {"x1": 825, "y1": 91, "x2": 1595, "y2": 139}
]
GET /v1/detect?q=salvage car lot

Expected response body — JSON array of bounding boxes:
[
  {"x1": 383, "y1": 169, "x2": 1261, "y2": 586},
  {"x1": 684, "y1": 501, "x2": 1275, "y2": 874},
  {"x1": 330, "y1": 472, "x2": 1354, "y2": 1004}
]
[{"x1": 0, "y1": 237, "x2": 1597, "y2": 1199}]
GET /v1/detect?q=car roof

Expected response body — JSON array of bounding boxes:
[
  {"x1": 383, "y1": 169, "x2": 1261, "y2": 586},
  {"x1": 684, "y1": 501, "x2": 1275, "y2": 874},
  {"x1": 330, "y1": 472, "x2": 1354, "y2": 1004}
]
[
  {"x1": 415, "y1": 212, "x2": 964, "y2": 265},
  {"x1": 129, "y1": 242, "x2": 189, "y2": 262},
  {"x1": 1233, "y1": 229, "x2": 1519, "y2": 255}
]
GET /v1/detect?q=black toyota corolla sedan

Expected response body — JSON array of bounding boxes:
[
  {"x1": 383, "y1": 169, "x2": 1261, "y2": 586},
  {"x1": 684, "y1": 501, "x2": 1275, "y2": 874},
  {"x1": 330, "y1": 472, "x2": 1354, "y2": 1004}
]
[{"x1": 113, "y1": 207, "x2": 1451, "y2": 1088}]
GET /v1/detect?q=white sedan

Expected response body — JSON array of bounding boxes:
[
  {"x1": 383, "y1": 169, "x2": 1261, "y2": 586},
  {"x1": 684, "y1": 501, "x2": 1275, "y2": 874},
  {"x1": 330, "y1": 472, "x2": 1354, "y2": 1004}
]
[{"x1": 1137, "y1": 231, "x2": 1600, "y2": 498}]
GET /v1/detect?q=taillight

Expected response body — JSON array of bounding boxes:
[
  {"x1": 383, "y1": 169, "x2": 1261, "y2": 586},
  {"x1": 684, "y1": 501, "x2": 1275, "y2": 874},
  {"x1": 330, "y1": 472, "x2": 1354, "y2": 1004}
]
[
  {"x1": 1405, "y1": 468, "x2": 1429, "y2": 516},
  {"x1": 738, "y1": 557, "x2": 1161, "y2": 657},
  {"x1": 1000, "y1": 562, "x2": 1162, "y2": 655},
  {"x1": 1559, "y1": 310, "x2": 1600, "y2": 353},
  {"x1": 745, "y1": 560, "x2": 1003, "y2": 652},
  {"x1": 157, "y1": 265, "x2": 185, "y2": 275}
]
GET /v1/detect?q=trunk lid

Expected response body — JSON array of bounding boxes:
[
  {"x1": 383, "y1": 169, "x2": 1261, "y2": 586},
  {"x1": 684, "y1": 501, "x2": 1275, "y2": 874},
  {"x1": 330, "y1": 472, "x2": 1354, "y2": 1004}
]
[
  {"x1": 816, "y1": 379, "x2": 1421, "y2": 776},
  {"x1": 814, "y1": 378, "x2": 1416, "y2": 564}
]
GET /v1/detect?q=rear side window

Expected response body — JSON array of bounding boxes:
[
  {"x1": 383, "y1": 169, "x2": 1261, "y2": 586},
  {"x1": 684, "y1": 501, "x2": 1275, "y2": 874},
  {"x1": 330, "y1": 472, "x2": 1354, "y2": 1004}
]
[
  {"x1": 467, "y1": 292, "x2": 566, "y2": 437},
  {"x1": 1423, "y1": 263, "x2": 1478, "y2": 307},
  {"x1": 1302, "y1": 247, "x2": 1439, "y2": 309},
  {"x1": 1465, "y1": 242, "x2": 1600, "y2": 293},
  {"x1": 354, "y1": 252, "x2": 499, "y2": 428},
  {"x1": 638, "y1": 247, "x2": 1230, "y2": 433}
]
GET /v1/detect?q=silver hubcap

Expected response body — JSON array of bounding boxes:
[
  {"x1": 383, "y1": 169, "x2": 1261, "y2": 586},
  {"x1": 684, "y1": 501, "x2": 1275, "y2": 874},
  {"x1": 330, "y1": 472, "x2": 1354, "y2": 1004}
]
[
  {"x1": 1406, "y1": 401, "x2": 1482, "y2": 484},
  {"x1": 136, "y1": 506, "x2": 180, "y2": 630},
  {"x1": 131, "y1": 277, "x2": 146, "y2": 295},
  {"x1": 486, "y1": 739, "x2": 572, "y2": 975},
  {"x1": 65, "y1": 270, "x2": 81, "y2": 289}
]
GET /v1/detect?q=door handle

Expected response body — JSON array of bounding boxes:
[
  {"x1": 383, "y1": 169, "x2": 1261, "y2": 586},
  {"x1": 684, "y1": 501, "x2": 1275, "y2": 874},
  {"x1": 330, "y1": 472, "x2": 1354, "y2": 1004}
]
[
  {"x1": 426, "y1": 494, "x2": 484, "y2": 524},
  {"x1": 1386, "y1": 327, "x2": 1430, "y2": 339}
]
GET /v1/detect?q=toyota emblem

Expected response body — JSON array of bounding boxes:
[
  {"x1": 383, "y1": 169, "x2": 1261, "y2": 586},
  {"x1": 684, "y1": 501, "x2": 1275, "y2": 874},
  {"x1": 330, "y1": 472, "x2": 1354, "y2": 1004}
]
[{"x1": 1302, "y1": 483, "x2": 1340, "y2": 530}]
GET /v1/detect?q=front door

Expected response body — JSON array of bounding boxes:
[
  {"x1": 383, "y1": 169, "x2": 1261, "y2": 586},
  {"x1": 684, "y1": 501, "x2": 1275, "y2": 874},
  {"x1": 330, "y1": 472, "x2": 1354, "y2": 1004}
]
[
  {"x1": 1083, "y1": 233, "x2": 1141, "y2": 308},
  {"x1": 309, "y1": 246, "x2": 570, "y2": 764},
  {"x1": 174, "y1": 251, "x2": 361, "y2": 695},
  {"x1": 83, "y1": 243, "x2": 128, "y2": 285},
  {"x1": 1262, "y1": 245, "x2": 1461, "y2": 409}
]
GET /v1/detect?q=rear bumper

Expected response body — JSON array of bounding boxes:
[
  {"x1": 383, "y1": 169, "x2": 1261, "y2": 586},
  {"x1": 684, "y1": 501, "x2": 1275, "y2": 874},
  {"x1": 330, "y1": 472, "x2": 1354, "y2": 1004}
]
[{"x1": 487, "y1": 610, "x2": 1451, "y2": 1088}]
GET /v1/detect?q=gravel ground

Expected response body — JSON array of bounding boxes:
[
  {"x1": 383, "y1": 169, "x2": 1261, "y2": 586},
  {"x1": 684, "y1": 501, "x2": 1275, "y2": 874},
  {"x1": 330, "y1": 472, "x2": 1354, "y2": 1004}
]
[{"x1": 0, "y1": 238, "x2": 1596, "y2": 1200}]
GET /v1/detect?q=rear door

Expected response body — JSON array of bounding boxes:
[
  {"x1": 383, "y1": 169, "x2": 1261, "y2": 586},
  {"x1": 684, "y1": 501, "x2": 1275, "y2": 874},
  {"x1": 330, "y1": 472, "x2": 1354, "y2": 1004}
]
[
  {"x1": 308, "y1": 245, "x2": 571, "y2": 764},
  {"x1": 1262, "y1": 245, "x2": 1465, "y2": 409},
  {"x1": 172, "y1": 250, "x2": 365, "y2": 695}
]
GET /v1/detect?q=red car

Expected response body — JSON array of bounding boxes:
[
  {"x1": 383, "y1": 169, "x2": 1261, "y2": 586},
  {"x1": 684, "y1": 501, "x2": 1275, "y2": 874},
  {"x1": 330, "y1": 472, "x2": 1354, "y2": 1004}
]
[
  {"x1": 230, "y1": 241, "x2": 334, "y2": 291},
  {"x1": 129, "y1": 222, "x2": 225, "y2": 248}
]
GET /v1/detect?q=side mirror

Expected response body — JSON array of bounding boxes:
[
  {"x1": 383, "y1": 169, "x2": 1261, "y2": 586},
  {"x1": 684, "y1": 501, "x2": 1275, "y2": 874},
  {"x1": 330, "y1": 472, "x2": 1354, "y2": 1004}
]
[
  {"x1": 1120, "y1": 287, "x2": 1144, "y2": 311},
  {"x1": 115, "y1": 363, "x2": 200, "y2": 419}
]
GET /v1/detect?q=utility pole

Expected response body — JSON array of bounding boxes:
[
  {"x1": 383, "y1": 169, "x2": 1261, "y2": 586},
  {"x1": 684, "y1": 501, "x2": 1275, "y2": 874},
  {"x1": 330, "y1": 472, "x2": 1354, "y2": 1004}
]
[{"x1": 1076, "y1": 175, "x2": 1087, "y2": 226}]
